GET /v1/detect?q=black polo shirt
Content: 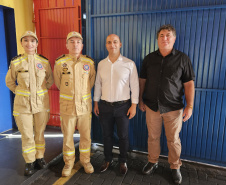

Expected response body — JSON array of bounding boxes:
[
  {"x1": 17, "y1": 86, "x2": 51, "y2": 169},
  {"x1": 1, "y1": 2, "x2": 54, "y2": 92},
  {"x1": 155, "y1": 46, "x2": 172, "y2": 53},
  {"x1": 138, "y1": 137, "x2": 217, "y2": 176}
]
[{"x1": 140, "y1": 48, "x2": 195, "y2": 113}]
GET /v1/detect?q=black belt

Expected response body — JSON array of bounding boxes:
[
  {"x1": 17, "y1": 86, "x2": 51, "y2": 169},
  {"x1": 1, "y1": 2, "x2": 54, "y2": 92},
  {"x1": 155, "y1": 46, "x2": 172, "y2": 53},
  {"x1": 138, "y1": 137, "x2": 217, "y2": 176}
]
[{"x1": 101, "y1": 99, "x2": 129, "y2": 106}]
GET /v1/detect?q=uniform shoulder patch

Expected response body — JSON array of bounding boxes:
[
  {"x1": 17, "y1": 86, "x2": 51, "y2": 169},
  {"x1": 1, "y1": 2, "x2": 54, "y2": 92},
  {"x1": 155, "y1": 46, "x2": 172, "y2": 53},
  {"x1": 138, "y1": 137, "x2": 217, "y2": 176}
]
[
  {"x1": 85, "y1": 55, "x2": 94, "y2": 62},
  {"x1": 56, "y1": 54, "x2": 66, "y2": 61},
  {"x1": 38, "y1": 54, "x2": 48, "y2": 60},
  {"x1": 11, "y1": 54, "x2": 22, "y2": 61}
]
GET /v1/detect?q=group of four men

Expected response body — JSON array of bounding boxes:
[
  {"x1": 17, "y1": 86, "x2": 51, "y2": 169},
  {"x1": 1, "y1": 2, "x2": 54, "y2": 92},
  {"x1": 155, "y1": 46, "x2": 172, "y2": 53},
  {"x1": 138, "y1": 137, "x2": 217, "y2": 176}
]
[{"x1": 5, "y1": 24, "x2": 195, "y2": 185}]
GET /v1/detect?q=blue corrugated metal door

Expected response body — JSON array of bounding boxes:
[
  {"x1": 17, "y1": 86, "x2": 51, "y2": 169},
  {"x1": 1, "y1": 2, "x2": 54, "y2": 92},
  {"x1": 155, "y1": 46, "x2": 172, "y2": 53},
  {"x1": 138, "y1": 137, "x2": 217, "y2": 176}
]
[
  {"x1": 86, "y1": 0, "x2": 226, "y2": 166},
  {"x1": 0, "y1": 6, "x2": 16, "y2": 133}
]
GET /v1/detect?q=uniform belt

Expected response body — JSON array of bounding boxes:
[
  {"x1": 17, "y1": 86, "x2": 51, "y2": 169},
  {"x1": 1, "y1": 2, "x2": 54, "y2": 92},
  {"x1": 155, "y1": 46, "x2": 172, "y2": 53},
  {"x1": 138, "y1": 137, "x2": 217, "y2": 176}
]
[{"x1": 101, "y1": 99, "x2": 129, "y2": 106}]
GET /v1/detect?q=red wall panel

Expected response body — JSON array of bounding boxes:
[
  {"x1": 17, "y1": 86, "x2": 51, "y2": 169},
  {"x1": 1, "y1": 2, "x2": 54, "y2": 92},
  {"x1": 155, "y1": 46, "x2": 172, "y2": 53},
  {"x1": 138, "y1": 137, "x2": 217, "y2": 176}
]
[{"x1": 34, "y1": 0, "x2": 81, "y2": 126}]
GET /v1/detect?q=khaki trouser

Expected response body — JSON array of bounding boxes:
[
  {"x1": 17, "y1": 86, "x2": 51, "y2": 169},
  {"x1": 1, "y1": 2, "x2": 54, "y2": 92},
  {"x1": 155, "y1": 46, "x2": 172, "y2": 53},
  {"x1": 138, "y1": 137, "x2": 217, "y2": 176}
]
[
  {"x1": 61, "y1": 113, "x2": 91, "y2": 166},
  {"x1": 145, "y1": 106, "x2": 183, "y2": 169},
  {"x1": 14, "y1": 111, "x2": 49, "y2": 163}
]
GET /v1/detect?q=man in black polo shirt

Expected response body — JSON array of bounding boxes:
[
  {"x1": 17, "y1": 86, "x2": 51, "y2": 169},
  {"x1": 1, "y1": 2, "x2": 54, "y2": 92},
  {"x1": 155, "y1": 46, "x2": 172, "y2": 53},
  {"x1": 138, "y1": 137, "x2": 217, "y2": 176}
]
[{"x1": 139, "y1": 24, "x2": 195, "y2": 185}]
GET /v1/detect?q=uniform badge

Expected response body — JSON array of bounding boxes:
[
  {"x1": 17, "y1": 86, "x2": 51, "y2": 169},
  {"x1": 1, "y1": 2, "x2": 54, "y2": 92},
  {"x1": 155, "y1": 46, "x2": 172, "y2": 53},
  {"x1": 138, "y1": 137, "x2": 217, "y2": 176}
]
[
  {"x1": 83, "y1": 64, "x2": 90, "y2": 71},
  {"x1": 65, "y1": 82, "x2": 69, "y2": 86},
  {"x1": 62, "y1": 63, "x2": 67, "y2": 67},
  {"x1": 63, "y1": 68, "x2": 68, "y2": 72},
  {"x1": 36, "y1": 63, "x2": 43, "y2": 70}
]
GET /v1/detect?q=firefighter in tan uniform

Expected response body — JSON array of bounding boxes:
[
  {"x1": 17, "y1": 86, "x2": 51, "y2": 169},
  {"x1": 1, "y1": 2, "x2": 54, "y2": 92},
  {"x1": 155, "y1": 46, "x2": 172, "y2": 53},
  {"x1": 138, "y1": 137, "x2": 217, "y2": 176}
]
[
  {"x1": 5, "y1": 31, "x2": 54, "y2": 176},
  {"x1": 54, "y1": 32, "x2": 96, "y2": 176}
]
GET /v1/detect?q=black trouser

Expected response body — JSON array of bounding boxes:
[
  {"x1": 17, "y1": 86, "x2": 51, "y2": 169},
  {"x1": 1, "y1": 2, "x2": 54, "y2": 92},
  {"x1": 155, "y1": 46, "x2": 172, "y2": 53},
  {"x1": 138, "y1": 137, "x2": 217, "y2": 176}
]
[{"x1": 99, "y1": 100, "x2": 130, "y2": 163}]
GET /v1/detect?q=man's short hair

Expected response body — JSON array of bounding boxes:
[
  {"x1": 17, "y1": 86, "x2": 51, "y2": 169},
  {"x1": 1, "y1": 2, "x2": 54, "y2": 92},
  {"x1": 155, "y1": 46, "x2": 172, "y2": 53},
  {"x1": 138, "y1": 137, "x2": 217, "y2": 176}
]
[
  {"x1": 106, "y1": 34, "x2": 121, "y2": 43},
  {"x1": 157, "y1": 24, "x2": 176, "y2": 38}
]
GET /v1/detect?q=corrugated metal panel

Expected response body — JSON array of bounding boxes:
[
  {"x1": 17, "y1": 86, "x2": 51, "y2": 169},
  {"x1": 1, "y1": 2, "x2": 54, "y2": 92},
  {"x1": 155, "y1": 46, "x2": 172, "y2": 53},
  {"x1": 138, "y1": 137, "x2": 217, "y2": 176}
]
[
  {"x1": 0, "y1": 6, "x2": 18, "y2": 132},
  {"x1": 34, "y1": 0, "x2": 81, "y2": 126},
  {"x1": 0, "y1": 7, "x2": 13, "y2": 132},
  {"x1": 4, "y1": 7, "x2": 18, "y2": 130},
  {"x1": 91, "y1": 0, "x2": 226, "y2": 14},
  {"x1": 87, "y1": 0, "x2": 226, "y2": 166}
]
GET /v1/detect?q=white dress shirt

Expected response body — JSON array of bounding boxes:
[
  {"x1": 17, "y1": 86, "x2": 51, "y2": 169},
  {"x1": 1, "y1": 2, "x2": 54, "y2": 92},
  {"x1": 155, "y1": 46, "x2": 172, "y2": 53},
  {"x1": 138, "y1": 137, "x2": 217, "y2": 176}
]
[{"x1": 94, "y1": 54, "x2": 139, "y2": 104}]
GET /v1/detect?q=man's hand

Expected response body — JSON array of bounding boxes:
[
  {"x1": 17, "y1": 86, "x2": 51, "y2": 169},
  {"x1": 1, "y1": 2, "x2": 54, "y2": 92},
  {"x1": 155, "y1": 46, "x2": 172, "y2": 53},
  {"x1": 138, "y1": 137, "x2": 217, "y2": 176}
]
[
  {"x1": 94, "y1": 101, "x2": 99, "y2": 116},
  {"x1": 138, "y1": 100, "x2": 146, "y2": 112},
  {"x1": 139, "y1": 78, "x2": 146, "y2": 112},
  {"x1": 127, "y1": 104, "x2": 137, "y2": 119},
  {"x1": 183, "y1": 80, "x2": 195, "y2": 122},
  {"x1": 182, "y1": 106, "x2": 193, "y2": 122}
]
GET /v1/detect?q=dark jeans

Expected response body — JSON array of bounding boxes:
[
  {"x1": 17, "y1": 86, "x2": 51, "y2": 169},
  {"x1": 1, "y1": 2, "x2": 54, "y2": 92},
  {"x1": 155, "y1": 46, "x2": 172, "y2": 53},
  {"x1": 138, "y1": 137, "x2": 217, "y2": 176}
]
[{"x1": 99, "y1": 100, "x2": 130, "y2": 163}]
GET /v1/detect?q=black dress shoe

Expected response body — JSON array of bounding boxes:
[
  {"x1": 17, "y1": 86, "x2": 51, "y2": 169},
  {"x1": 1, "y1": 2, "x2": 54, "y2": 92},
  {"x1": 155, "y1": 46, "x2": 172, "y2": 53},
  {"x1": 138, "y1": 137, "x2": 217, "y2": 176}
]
[
  {"x1": 120, "y1": 163, "x2": 128, "y2": 175},
  {"x1": 24, "y1": 162, "x2": 35, "y2": 176},
  {"x1": 142, "y1": 162, "x2": 158, "y2": 175},
  {"x1": 172, "y1": 169, "x2": 182, "y2": 185},
  {"x1": 35, "y1": 158, "x2": 47, "y2": 169},
  {"x1": 100, "y1": 160, "x2": 113, "y2": 172}
]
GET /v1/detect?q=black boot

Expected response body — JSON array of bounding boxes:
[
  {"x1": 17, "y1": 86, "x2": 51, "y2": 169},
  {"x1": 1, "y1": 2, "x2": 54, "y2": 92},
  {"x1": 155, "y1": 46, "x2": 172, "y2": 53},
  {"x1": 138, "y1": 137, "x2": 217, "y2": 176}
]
[
  {"x1": 35, "y1": 158, "x2": 47, "y2": 169},
  {"x1": 172, "y1": 169, "x2": 182, "y2": 185},
  {"x1": 142, "y1": 162, "x2": 158, "y2": 175},
  {"x1": 24, "y1": 162, "x2": 35, "y2": 176}
]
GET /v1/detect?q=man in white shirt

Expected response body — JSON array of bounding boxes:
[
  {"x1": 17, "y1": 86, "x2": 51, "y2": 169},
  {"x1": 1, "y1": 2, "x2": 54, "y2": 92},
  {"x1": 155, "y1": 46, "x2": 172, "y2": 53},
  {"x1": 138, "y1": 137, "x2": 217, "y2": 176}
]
[{"x1": 94, "y1": 34, "x2": 139, "y2": 175}]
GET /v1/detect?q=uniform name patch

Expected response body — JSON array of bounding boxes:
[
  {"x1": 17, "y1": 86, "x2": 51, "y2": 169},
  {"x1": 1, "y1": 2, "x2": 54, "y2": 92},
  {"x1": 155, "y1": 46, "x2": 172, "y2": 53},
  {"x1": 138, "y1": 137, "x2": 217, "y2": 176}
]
[
  {"x1": 36, "y1": 63, "x2": 43, "y2": 70},
  {"x1": 83, "y1": 64, "x2": 90, "y2": 71}
]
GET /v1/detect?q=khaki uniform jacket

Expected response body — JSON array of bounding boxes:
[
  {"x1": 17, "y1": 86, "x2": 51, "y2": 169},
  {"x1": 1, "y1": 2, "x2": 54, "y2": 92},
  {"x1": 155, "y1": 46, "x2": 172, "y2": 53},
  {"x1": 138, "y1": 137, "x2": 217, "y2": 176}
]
[
  {"x1": 54, "y1": 54, "x2": 96, "y2": 116},
  {"x1": 5, "y1": 53, "x2": 54, "y2": 114}
]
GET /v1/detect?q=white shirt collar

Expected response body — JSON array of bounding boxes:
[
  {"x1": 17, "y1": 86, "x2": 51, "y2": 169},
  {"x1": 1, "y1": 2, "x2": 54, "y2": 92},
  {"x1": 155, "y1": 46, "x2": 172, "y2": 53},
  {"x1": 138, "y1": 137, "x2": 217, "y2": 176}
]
[{"x1": 107, "y1": 54, "x2": 123, "y2": 63}]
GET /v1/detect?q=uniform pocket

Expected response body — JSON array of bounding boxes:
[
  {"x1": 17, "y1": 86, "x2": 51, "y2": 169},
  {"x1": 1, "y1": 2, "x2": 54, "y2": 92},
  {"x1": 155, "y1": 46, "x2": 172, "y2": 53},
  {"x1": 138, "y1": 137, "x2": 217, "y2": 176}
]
[
  {"x1": 59, "y1": 98, "x2": 73, "y2": 113},
  {"x1": 14, "y1": 94, "x2": 29, "y2": 108},
  {"x1": 60, "y1": 74, "x2": 73, "y2": 94},
  {"x1": 37, "y1": 89, "x2": 49, "y2": 105},
  {"x1": 81, "y1": 73, "x2": 90, "y2": 92},
  {"x1": 17, "y1": 72, "x2": 29, "y2": 88},
  {"x1": 81, "y1": 93, "x2": 92, "y2": 112},
  {"x1": 37, "y1": 70, "x2": 46, "y2": 87}
]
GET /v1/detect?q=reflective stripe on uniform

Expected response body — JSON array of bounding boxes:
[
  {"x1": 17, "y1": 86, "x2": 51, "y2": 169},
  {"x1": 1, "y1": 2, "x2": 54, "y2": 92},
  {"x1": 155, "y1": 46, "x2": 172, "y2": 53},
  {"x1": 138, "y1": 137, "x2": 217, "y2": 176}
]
[
  {"x1": 60, "y1": 93, "x2": 73, "y2": 100},
  {"x1": 82, "y1": 93, "x2": 91, "y2": 100},
  {"x1": 63, "y1": 150, "x2": 75, "y2": 156},
  {"x1": 56, "y1": 57, "x2": 70, "y2": 65},
  {"x1": 81, "y1": 57, "x2": 94, "y2": 65},
  {"x1": 35, "y1": 144, "x2": 45, "y2": 149},
  {"x1": 13, "y1": 111, "x2": 20, "y2": 116},
  {"x1": 37, "y1": 89, "x2": 48, "y2": 96},
  {"x1": 35, "y1": 55, "x2": 48, "y2": 64},
  {"x1": 79, "y1": 147, "x2": 90, "y2": 153},
  {"x1": 16, "y1": 90, "x2": 30, "y2": 96},
  {"x1": 23, "y1": 146, "x2": 36, "y2": 154},
  {"x1": 12, "y1": 56, "x2": 27, "y2": 66}
]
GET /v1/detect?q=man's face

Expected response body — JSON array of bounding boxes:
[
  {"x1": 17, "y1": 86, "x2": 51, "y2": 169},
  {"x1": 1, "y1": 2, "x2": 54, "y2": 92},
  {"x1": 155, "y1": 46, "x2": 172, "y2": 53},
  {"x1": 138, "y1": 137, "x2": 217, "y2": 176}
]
[
  {"x1": 106, "y1": 34, "x2": 122, "y2": 55},
  {"x1": 21, "y1": 36, "x2": 38, "y2": 54},
  {"x1": 157, "y1": 29, "x2": 176, "y2": 51},
  {"x1": 66, "y1": 37, "x2": 83, "y2": 55}
]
